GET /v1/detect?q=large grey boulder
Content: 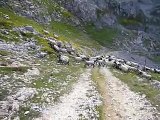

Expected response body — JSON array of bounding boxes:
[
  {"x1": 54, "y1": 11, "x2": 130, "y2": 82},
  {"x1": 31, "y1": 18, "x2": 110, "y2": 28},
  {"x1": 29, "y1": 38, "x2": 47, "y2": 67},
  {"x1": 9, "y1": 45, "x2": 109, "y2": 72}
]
[
  {"x1": 8, "y1": 88, "x2": 37, "y2": 102},
  {"x1": 24, "y1": 68, "x2": 40, "y2": 77},
  {"x1": 25, "y1": 26, "x2": 35, "y2": 32}
]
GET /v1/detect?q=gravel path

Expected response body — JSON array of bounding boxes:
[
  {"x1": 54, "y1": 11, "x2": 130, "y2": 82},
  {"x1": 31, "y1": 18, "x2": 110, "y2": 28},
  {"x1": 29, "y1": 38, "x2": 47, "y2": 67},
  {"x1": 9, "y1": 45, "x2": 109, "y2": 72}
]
[
  {"x1": 35, "y1": 69, "x2": 101, "y2": 120},
  {"x1": 100, "y1": 68, "x2": 159, "y2": 120},
  {"x1": 34, "y1": 67, "x2": 159, "y2": 120}
]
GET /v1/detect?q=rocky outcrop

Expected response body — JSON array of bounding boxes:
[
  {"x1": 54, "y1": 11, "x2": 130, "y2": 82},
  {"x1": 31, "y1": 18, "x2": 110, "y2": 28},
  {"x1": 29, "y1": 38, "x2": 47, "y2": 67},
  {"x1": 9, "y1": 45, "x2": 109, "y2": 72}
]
[
  {"x1": 7, "y1": 0, "x2": 51, "y2": 24},
  {"x1": 0, "y1": 88, "x2": 37, "y2": 119},
  {"x1": 1, "y1": 0, "x2": 80, "y2": 25},
  {"x1": 62, "y1": 0, "x2": 159, "y2": 27}
]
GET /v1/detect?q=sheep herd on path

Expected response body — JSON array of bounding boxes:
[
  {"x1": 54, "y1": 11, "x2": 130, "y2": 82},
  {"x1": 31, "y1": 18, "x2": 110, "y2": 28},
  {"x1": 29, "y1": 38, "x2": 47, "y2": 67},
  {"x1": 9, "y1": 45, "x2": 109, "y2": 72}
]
[{"x1": 47, "y1": 37, "x2": 160, "y2": 80}]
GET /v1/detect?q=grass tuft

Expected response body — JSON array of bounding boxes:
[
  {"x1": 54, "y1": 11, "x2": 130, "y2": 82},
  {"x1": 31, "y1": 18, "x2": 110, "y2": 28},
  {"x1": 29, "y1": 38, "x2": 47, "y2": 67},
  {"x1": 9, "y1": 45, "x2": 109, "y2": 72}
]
[
  {"x1": 119, "y1": 18, "x2": 141, "y2": 26},
  {"x1": 0, "y1": 50, "x2": 10, "y2": 56},
  {"x1": 0, "y1": 66, "x2": 30, "y2": 74}
]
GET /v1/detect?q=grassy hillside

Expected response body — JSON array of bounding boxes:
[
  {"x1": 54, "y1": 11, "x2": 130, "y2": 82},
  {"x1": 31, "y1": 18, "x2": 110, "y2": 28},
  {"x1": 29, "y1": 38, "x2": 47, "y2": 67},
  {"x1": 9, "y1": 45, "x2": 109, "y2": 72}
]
[
  {"x1": 0, "y1": 7, "x2": 102, "y2": 54},
  {"x1": 85, "y1": 24, "x2": 118, "y2": 47}
]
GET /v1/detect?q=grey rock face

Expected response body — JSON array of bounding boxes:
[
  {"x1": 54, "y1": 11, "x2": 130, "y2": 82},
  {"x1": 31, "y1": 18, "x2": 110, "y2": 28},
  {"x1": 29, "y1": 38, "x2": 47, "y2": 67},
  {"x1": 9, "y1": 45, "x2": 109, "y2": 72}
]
[
  {"x1": 24, "y1": 26, "x2": 35, "y2": 32},
  {"x1": 63, "y1": 0, "x2": 160, "y2": 55},
  {"x1": 7, "y1": 0, "x2": 51, "y2": 24},
  {"x1": 62, "y1": 0, "x2": 159, "y2": 27}
]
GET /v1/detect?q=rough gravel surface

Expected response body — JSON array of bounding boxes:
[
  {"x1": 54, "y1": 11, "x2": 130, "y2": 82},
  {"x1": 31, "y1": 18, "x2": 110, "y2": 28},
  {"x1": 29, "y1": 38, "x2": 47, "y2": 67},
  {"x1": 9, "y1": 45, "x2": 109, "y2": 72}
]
[
  {"x1": 100, "y1": 68, "x2": 159, "y2": 120},
  {"x1": 35, "y1": 69, "x2": 102, "y2": 120}
]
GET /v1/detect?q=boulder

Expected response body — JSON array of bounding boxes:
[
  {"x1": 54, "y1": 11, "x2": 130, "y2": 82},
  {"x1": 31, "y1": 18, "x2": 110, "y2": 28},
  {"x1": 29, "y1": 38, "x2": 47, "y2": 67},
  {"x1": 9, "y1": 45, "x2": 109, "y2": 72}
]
[
  {"x1": 10, "y1": 61, "x2": 24, "y2": 67},
  {"x1": 10, "y1": 88, "x2": 37, "y2": 102},
  {"x1": 24, "y1": 68, "x2": 40, "y2": 77},
  {"x1": 36, "y1": 52, "x2": 47, "y2": 58},
  {"x1": 56, "y1": 41, "x2": 62, "y2": 48},
  {"x1": 24, "y1": 26, "x2": 35, "y2": 32}
]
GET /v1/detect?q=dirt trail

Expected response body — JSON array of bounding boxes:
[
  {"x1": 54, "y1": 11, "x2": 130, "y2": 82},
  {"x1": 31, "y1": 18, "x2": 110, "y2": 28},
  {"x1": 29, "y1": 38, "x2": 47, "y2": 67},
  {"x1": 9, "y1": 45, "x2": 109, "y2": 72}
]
[
  {"x1": 100, "y1": 67, "x2": 159, "y2": 120},
  {"x1": 35, "y1": 69, "x2": 101, "y2": 120},
  {"x1": 34, "y1": 67, "x2": 159, "y2": 120}
]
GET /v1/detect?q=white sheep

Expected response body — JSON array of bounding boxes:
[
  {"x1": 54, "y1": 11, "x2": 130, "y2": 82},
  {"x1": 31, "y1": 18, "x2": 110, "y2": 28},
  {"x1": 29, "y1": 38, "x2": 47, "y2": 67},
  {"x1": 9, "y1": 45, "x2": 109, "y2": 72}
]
[
  {"x1": 74, "y1": 57, "x2": 83, "y2": 63},
  {"x1": 84, "y1": 60, "x2": 95, "y2": 67},
  {"x1": 126, "y1": 61, "x2": 132, "y2": 66},
  {"x1": 116, "y1": 58, "x2": 125, "y2": 63},
  {"x1": 94, "y1": 55, "x2": 102, "y2": 60},
  {"x1": 105, "y1": 59, "x2": 115, "y2": 67},
  {"x1": 66, "y1": 47, "x2": 75, "y2": 55},
  {"x1": 154, "y1": 69, "x2": 160, "y2": 74},
  {"x1": 53, "y1": 45, "x2": 60, "y2": 52},
  {"x1": 119, "y1": 64, "x2": 129, "y2": 72},
  {"x1": 130, "y1": 62, "x2": 139, "y2": 67},
  {"x1": 110, "y1": 55, "x2": 116, "y2": 60},
  {"x1": 105, "y1": 55, "x2": 109, "y2": 59},
  {"x1": 58, "y1": 55, "x2": 69, "y2": 65},
  {"x1": 59, "y1": 48, "x2": 68, "y2": 53},
  {"x1": 143, "y1": 66, "x2": 151, "y2": 71},
  {"x1": 79, "y1": 55, "x2": 87, "y2": 60},
  {"x1": 47, "y1": 37, "x2": 57, "y2": 45},
  {"x1": 150, "y1": 68, "x2": 155, "y2": 72},
  {"x1": 128, "y1": 66, "x2": 138, "y2": 72},
  {"x1": 89, "y1": 57, "x2": 97, "y2": 61},
  {"x1": 139, "y1": 71, "x2": 152, "y2": 80},
  {"x1": 97, "y1": 59, "x2": 105, "y2": 67}
]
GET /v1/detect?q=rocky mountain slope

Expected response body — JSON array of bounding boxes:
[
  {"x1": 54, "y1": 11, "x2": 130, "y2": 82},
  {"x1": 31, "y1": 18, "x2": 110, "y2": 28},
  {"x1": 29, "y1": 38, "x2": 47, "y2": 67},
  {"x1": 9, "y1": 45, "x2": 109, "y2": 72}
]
[
  {"x1": 61, "y1": 0, "x2": 160, "y2": 60},
  {"x1": 1, "y1": 0, "x2": 160, "y2": 63}
]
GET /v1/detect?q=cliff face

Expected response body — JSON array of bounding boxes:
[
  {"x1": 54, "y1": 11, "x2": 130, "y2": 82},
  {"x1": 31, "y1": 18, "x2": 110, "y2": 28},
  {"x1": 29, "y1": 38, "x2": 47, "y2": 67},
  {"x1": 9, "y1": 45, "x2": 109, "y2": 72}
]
[
  {"x1": 61, "y1": 0, "x2": 160, "y2": 56},
  {"x1": 62, "y1": 0, "x2": 160, "y2": 26}
]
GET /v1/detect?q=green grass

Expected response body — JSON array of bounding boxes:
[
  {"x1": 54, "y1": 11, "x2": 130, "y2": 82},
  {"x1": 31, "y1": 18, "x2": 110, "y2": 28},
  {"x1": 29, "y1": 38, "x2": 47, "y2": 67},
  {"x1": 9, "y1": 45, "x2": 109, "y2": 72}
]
[
  {"x1": 0, "y1": 31, "x2": 20, "y2": 42},
  {"x1": 91, "y1": 68, "x2": 106, "y2": 120},
  {"x1": 111, "y1": 69, "x2": 160, "y2": 111},
  {"x1": 18, "y1": 106, "x2": 40, "y2": 120},
  {"x1": 51, "y1": 21, "x2": 101, "y2": 53},
  {"x1": 119, "y1": 18, "x2": 141, "y2": 26},
  {"x1": 0, "y1": 7, "x2": 55, "y2": 43},
  {"x1": 151, "y1": 56, "x2": 160, "y2": 63},
  {"x1": 0, "y1": 7, "x2": 101, "y2": 54},
  {"x1": 150, "y1": 72, "x2": 160, "y2": 82},
  {"x1": 0, "y1": 7, "x2": 43, "y2": 31},
  {"x1": 30, "y1": 55, "x2": 85, "y2": 104},
  {"x1": 0, "y1": 66, "x2": 30, "y2": 74},
  {"x1": 0, "y1": 89, "x2": 9, "y2": 101},
  {"x1": 33, "y1": 0, "x2": 73, "y2": 18},
  {"x1": 35, "y1": 36, "x2": 55, "y2": 54},
  {"x1": 85, "y1": 24, "x2": 118, "y2": 46},
  {"x1": 0, "y1": 20, "x2": 13, "y2": 29},
  {"x1": 0, "y1": 50, "x2": 10, "y2": 56},
  {"x1": 0, "y1": 7, "x2": 57, "y2": 53}
]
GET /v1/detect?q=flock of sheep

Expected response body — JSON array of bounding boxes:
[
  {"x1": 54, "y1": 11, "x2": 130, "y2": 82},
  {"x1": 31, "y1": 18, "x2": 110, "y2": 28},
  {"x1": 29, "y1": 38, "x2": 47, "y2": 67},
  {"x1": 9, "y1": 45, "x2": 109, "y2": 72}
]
[{"x1": 47, "y1": 37, "x2": 160, "y2": 80}]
